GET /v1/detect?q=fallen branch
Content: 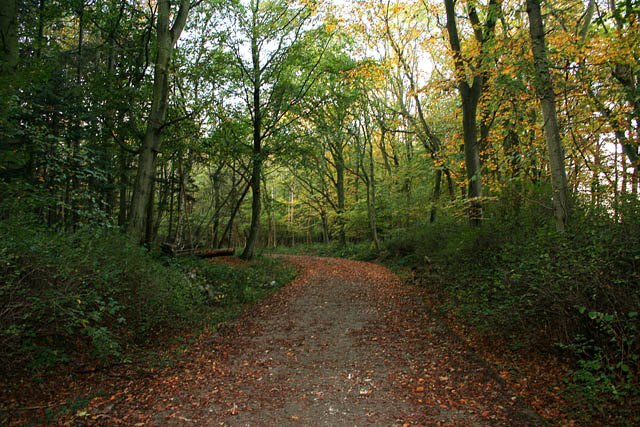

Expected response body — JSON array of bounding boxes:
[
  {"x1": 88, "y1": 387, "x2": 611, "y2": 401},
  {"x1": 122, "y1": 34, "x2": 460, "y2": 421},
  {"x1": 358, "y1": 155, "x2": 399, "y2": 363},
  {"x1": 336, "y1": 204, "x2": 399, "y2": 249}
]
[
  {"x1": 161, "y1": 244, "x2": 234, "y2": 258},
  {"x1": 197, "y1": 248, "x2": 234, "y2": 258}
]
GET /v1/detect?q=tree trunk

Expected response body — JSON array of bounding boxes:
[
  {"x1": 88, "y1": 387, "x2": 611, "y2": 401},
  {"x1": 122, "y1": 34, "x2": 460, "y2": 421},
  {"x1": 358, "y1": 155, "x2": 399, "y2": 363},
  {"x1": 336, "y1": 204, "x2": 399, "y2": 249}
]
[
  {"x1": 127, "y1": 0, "x2": 190, "y2": 242},
  {"x1": 144, "y1": 174, "x2": 155, "y2": 243},
  {"x1": 175, "y1": 160, "x2": 188, "y2": 246},
  {"x1": 241, "y1": 152, "x2": 263, "y2": 258},
  {"x1": 321, "y1": 209, "x2": 329, "y2": 244},
  {"x1": 621, "y1": 141, "x2": 627, "y2": 195},
  {"x1": 212, "y1": 176, "x2": 221, "y2": 246},
  {"x1": 461, "y1": 88, "x2": 483, "y2": 225},
  {"x1": 271, "y1": 184, "x2": 276, "y2": 247},
  {"x1": 430, "y1": 168, "x2": 442, "y2": 223},
  {"x1": 526, "y1": 0, "x2": 570, "y2": 232},
  {"x1": 289, "y1": 186, "x2": 295, "y2": 247},
  {"x1": 0, "y1": 0, "x2": 18, "y2": 75},
  {"x1": 219, "y1": 183, "x2": 250, "y2": 249},
  {"x1": 335, "y1": 148, "x2": 346, "y2": 246},
  {"x1": 167, "y1": 168, "x2": 175, "y2": 241},
  {"x1": 152, "y1": 170, "x2": 169, "y2": 242},
  {"x1": 443, "y1": 0, "x2": 499, "y2": 226},
  {"x1": 241, "y1": 3, "x2": 263, "y2": 260},
  {"x1": 445, "y1": 169, "x2": 455, "y2": 200},
  {"x1": 367, "y1": 121, "x2": 379, "y2": 252}
]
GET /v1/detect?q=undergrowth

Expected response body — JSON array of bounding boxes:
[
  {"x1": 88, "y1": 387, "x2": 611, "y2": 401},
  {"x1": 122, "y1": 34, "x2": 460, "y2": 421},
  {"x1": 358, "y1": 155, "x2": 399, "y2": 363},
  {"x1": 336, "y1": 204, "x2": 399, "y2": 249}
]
[
  {"x1": 268, "y1": 240, "x2": 379, "y2": 261},
  {"x1": 0, "y1": 218, "x2": 296, "y2": 378},
  {"x1": 382, "y1": 195, "x2": 640, "y2": 425}
]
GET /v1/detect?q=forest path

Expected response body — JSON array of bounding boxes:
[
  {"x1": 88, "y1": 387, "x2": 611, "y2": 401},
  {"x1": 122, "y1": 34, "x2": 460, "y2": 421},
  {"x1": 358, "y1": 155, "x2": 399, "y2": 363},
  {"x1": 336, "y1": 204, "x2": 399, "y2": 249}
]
[{"x1": 88, "y1": 256, "x2": 543, "y2": 426}]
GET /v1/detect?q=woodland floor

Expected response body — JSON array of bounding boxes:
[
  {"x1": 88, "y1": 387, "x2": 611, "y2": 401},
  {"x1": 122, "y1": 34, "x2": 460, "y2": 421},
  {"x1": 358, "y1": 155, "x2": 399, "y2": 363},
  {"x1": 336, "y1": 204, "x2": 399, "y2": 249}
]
[{"x1": 3, "y1": 256, "x2": 546, "y2": 426}]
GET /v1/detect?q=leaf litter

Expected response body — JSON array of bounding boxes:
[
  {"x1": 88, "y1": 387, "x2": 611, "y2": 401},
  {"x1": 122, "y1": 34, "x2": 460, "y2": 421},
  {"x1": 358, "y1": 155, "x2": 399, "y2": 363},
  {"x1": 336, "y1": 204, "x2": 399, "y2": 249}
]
[{"x1": 2, "y1": 255, "x2": 545, "y2": 426}]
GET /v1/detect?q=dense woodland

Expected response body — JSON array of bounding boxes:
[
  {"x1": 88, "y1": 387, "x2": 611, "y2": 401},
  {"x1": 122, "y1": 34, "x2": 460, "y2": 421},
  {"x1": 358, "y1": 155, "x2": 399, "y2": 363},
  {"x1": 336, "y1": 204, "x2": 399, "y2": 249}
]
[{"x1": 1, "y1": 0, "x2": 639, "y2": 424}]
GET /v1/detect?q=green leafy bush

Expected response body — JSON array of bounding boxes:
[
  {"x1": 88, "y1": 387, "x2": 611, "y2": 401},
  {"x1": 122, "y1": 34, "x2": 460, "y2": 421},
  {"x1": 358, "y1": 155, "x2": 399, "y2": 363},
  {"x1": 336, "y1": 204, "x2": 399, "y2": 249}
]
[
  {"x1": 0, "y1": 220, "x2": 192, "y2": 371},
  {"x1": 268, "y1": 241, "x2": 379, "y2": 261},
  {"x1": 0, "y1": 219, "x2": 296, "y2": 374},
  {"x1": 385, "y1": 192, "x2": 640, "y2": 419},
  {"x1": 176, "y1": 255, "x2": 296, "y2": 306}
]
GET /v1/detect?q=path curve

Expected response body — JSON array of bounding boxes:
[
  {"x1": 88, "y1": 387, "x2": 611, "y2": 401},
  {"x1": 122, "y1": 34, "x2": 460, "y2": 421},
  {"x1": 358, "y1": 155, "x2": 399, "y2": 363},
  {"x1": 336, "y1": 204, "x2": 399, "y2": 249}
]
[{"x1": 89, "y1": 255, "x2": 543, "y2": 426}]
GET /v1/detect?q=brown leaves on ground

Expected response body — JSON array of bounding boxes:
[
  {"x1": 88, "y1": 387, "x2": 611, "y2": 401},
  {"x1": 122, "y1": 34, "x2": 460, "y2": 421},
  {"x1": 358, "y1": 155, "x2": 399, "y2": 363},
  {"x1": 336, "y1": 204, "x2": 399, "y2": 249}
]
[
  {"x1": 1, "y1": 256, "x2": 545, "y2": 426},
  {"x1": 424, "y1": 291, "x2": 576, "y2": 425}
]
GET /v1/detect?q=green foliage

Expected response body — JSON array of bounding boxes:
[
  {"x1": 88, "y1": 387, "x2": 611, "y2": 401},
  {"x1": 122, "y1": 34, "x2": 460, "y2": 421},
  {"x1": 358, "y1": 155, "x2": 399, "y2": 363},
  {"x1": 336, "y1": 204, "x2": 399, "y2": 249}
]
[
  {"x1": 385, "y1": 191, "x2": 640, "y2": 419},
  {"x1": 331, "y1": 242, "x2": 379, "y2": 261},
  {"x1": 558, "y1": 307, "x2": 639, "y2": 418},
  {"x1": 175, "y1": 255, "x2": 296, "y2": 307},
  {"x1": 0, "y1": 219, "x2": 183, "y2": 370},
  {"x1": 382, "y1": 225, "x2": 451, "y2": 266},
  {"x1": 268, "y1": 241, "x2": 379, "y2": 261},
  {"x1": 0, "y1": 218, "x2": 296, "y2": 374}
]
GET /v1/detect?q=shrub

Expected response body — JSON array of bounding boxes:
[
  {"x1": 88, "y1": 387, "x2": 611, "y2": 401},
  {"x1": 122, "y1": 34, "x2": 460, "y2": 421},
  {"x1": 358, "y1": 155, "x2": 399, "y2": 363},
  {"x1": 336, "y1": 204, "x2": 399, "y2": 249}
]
[
  {"x1": 176, "y1": 255, "x2": 296, "y2": 307},
  {"x1": 397, "y1": 192, "x2": 640, "y2": 418},
  {"x1": 0, "y1": 218, "x2": 296, "y2": 375},
  {"x1": 0, "y1": 220, "x2": 196, "y2": 372}
]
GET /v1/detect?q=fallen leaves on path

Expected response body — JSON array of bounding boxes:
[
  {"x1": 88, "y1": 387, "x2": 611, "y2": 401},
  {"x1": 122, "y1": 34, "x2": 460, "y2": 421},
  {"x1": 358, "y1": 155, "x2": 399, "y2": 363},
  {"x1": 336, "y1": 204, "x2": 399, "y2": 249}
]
[
  {"x1": 2, "y1": 256, "x2": 544, "y2": 426},
  {"x1": 421, "y1": 289, "x2": 576, "y2": 425}
]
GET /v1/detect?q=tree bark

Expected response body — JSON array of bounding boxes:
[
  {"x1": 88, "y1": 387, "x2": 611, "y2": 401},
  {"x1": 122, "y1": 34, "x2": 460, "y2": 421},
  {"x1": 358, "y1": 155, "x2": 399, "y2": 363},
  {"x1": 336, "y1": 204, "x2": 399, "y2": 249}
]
[
  {"x1": 368, "y1": 131, "x2": 380, "y2": 252},
  {"x1": 320, "y1": 209, "x2": 329, "y2": 244},
  {"x1": 430, "y1": 168, "x2": 442, "y2": 223},
  {"x1": 241, "y1": 5, "x2": 263, "y2": 259},
  {"x1": 526, "y1": 0, "x2": 570, "y2": 232},
  {"x1": 460, "y1": 85, "x2": 483, "y2": 225},
  {"x1": 152, "y1": 168, "x2": 169, "y2": 242},
  {"x1": 167, "y1": 168, "x2": 175, "y2": 240},
  {"x1": 198, "y1": 248, "x2": 234, "y2": 258},
  {"x1": 127, "y1": 0, "x2": 190, "y2": 242},
  {"x1": 0, "y1": 0, "x2": 18, "y2": 75},
  {"x1": 443, "y1": 0, "x2": 500, "y2": 226},
  {"x1": 175, "y1": 160, "x2": 188, "y2": 246},
  {"x1": 144, "y1": 173, "x2": 155, "y2": 243},
  {"x1": 289, "y1": 186, "x2": 295, "y2": 246},
  {"x1": 212, "y1": 176, "x2": 221, "y2": 246},
  {"x1": 335, "y1": 147, "x2": 346, "y2": 246},
  {"x1": 218, "y1": 182, "x2": 250, "y2": 249},
  {"x1": 271, "y1": 184, "x2": 276, "y2": 247}
]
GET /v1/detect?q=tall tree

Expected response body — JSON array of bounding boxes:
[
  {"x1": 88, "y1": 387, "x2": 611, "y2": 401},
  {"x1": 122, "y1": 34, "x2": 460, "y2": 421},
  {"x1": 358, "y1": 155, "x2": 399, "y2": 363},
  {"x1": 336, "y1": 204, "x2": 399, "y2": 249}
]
[
  {"x1": 226, "y1": 0, "x2": 327, "y2": 259},
  {"x1": 608, "y1": 0, "x2": 640, "y2": 173},
  {"x1": 127, "y1": 0, "x2": 191, "y2": 242},
  {"x1": 306, "y1": 52, "x2": 359, "y2": 246},
  {"x1": 526, "y1": 0, "x2": 570, "y2": 231},
  {"x1": 442, "y1": 0, "x2": 501, "y2": 225}
]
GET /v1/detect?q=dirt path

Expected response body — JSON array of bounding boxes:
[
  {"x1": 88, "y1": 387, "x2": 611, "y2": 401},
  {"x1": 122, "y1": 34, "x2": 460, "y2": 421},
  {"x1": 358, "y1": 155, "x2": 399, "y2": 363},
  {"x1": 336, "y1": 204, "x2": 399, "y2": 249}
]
[{"x1": 84, "y1": 256, "x2": 543, "y2": 426}]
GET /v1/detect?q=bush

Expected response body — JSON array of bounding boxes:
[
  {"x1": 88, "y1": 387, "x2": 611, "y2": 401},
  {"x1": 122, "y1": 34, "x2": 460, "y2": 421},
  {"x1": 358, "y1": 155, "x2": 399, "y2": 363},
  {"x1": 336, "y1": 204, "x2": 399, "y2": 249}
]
[
  {"x1": 267, "y1": 241, "x2": 380, "y2": 261},
  {"x1": 0, "y1": 219, "x2": 296, "y2": 375},
  {"x1": 0, "y1": 220, "x2": 193, "y2": 372},
  {"x1": 392, "y1": 192, "x2": 640, "y2": 419},
  {"x1": 176, "y1": 255, "x2": 296, "y2": 307}
]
